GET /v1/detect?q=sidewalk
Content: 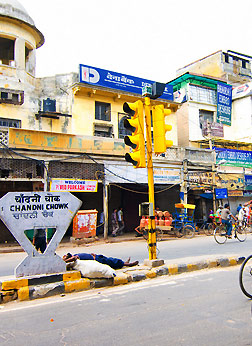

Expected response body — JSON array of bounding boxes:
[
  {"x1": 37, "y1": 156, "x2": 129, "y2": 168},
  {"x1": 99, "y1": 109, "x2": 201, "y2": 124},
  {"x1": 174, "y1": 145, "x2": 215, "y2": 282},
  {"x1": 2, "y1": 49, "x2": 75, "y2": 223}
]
[
  {"x1": 0, "y1": 232, "x2": 168, "y2": 254},
  {"x1": 0, "y1": 233, "x2": 246, "y2": 305}
]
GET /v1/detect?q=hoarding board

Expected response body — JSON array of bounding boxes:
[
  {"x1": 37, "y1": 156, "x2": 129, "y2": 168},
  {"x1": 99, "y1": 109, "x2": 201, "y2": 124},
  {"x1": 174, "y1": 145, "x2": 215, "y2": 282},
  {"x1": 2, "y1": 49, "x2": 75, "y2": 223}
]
[
  {"x1": 79, "y1": 64, "x2": 173, "y2": 101},
  {"x1": 217, "y1": 83, "x2": 232, "y2": 126}
]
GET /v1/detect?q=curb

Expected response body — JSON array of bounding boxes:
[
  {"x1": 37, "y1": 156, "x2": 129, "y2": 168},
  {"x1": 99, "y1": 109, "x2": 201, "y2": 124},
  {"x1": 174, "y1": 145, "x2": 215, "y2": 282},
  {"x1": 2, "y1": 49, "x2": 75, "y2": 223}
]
[{"x1": 0, "y1": 256, "x2": 245, "y2": 304}]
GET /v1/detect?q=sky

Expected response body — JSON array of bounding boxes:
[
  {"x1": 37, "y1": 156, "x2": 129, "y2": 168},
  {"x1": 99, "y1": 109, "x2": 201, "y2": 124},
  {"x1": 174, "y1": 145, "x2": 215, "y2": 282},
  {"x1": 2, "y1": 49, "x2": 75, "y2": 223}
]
[{"x1": 20, "y1": 0, "x2": 252, "y2": 82}]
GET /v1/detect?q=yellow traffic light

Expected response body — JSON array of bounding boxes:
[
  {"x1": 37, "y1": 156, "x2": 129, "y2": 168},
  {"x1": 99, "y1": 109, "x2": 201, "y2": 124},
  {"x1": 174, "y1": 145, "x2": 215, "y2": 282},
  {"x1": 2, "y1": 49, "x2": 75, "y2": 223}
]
[
  {"x1": 152, "y1": 104, "x2": 173, "y2": 154},
  {"x1": 123, "y1": 100, "x2": 146, "y2": 168}
]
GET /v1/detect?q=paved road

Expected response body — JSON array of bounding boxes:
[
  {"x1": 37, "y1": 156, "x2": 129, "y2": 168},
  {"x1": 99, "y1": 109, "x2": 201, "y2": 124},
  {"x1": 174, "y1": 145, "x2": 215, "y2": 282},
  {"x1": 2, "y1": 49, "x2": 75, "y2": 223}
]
[
  {"x1": 1, "y1": 234, "x2": 252, "y2": 278},
  {"x1": 0, "y1": 266, "x2": 251, "y2": 345}
]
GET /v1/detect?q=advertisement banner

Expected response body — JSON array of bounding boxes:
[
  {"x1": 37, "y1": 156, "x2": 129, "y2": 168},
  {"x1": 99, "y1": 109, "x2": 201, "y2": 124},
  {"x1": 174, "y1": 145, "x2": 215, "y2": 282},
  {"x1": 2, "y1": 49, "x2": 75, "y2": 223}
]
[
  {"x1": 50, "y1": 179, "x2": 98, "y2": 192},
  {"x1": 215, "y1": 173, "x2": 244, "y2": 190},
  {"x1": 153, "y1": 168, "x2": 181, "y2": 184},
  {"x1": 79, "y1": 64, "x2": 173, "y2": 101},
  {"x1": 202, "y1": 121, "x2": 224, "y2": 138},
  {"x1": 216, "y1": 83, "x2": 232, "y2": 126},
  {"x1": 188, "y1": 172, "x2": 213, "y2": 188},
  {"x1": 244, "y1": 175, "x2": 252, "y2": 191},
  {"x1": 228, "y1": 190, "x2": 243, "y2": 197},
  {"x1": 215, "y1": 148, "x2": 252, "y2": 168},
  {"x1": 232, "y1": 82, "x2": 252, "y2": 100}
]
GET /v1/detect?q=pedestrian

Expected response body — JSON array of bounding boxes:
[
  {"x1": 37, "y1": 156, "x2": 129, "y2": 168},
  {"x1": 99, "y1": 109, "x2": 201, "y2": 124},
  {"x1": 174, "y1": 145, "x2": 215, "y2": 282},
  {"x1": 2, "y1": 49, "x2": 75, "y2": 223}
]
[
  {"x1": 33, "y1": 228, "x2": 47, "y2": 253},
  {"x1": 207, "y1": 209, "x2": 214, "y2": 223},
  {"x1": 96, "y1": 211, "x2": 104, "y2": 236},
  {"x1": 238, "y1": 205, "x2": 248, "y2": 227},
  {"x1": 111, "y1": 208, "x2": 119, "y2": 237},
  {"x1": 63, "y1": 252, "x2": 139, "y2": 270},
  {"x1": 215, "y1": 205, "x2": 223, "y2": 223},
  {"x1": 237, "y1": 204, "x2": 242, "y2": 214},
  {"x1": 220, "y1": 203, "x2": 237, "y2": 238},
  {"x1": 117, "y1": 207, "x2": 124, "y2": 235}
]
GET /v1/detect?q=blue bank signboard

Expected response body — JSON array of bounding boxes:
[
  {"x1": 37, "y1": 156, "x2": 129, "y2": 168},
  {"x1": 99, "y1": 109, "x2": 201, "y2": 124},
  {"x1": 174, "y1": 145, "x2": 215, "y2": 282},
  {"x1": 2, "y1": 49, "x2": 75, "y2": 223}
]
[
  {"x1": 79, "y1": 64, "x2": 173, "y2": 101},
  {"x1": 217, "y1": 83, "x2": 232, "y2": 126}
]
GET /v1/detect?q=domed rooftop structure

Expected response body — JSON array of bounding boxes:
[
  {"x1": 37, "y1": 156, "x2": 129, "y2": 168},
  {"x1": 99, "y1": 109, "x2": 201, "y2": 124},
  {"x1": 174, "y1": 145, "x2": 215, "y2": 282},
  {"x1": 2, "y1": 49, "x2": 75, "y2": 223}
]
[{"x1": 0, "y1": 0, "x2": 44, "y2": 47}]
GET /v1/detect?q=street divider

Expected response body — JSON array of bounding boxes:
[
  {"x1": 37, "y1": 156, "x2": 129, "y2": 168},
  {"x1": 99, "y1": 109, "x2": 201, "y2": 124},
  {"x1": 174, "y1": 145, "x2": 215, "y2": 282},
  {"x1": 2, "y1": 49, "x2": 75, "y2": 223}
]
[{"x1": 0, "y1": 256, "x2": 245, "y2": 304}]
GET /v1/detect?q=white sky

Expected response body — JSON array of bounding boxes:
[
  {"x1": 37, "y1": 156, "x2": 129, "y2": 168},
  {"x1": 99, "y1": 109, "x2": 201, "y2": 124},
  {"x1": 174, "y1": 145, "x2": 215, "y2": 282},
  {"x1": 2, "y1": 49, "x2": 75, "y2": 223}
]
[{"x1": 21, "y1": 0, "x2": 252, "y2": 82}]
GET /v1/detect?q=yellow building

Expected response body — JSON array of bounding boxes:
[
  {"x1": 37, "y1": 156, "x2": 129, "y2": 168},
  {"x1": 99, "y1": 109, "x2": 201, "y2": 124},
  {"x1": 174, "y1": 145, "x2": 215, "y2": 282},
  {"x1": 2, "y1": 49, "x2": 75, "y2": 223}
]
[{"x1": 0, "y1": 0, "x2": 189, "y2": 242}]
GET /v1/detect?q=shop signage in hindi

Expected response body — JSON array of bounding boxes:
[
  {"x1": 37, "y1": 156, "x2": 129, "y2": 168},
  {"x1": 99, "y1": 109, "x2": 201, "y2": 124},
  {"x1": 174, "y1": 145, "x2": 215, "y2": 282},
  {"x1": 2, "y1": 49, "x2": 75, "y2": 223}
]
[
  {"x1": 50, "y1": 179, "x2": 98, "y2": 192},
  {"x1": 188, "y1": 172, "x2": 213, "y2": 187}
]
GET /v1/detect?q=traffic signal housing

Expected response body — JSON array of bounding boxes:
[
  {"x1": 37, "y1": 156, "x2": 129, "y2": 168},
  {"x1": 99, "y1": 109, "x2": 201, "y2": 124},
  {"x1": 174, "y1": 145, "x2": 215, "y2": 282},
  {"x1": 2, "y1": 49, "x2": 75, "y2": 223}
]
[
  {"x1": 123, "y1": 100, "x2": 146, "y2": 168},
  {"x1": 152, "y1": 104, "x2": 173, "y2": 154}
]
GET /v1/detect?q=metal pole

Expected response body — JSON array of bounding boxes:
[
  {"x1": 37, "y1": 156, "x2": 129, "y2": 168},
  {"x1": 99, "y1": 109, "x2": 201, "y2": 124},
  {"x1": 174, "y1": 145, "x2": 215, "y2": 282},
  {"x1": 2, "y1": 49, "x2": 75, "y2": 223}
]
[
  {"x1": 207, "y1": 121, "x2": 216, "y2": 213},
  {"x1": 181, "y1": 159, "x2": 188, "y2": 204},
  {"x1": 144, "y1": 97, "x2": 156, "y2": 260},
  {"x1": 43, "y1": 162, "x2": 49, "y2": 192},
  {"x1": 103, "y1": 182, "x2": 109, "y2": 240}
]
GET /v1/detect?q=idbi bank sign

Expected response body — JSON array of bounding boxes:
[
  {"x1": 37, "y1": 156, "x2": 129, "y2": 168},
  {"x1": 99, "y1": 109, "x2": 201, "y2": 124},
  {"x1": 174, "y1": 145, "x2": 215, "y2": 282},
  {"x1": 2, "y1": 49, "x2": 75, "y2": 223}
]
[{"x1": 79, "y1": 64, "x2": 174, "y2": 101}]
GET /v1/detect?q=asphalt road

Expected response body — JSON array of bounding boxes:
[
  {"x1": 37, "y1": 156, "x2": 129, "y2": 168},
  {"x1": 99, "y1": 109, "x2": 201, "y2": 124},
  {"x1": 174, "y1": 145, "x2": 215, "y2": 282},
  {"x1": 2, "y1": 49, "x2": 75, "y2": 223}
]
[
  {"x1": 0, "y1": 266, "x2": 251, "y2": 345},
  {"x1": 1, "y1": 235, "x2": 252, "y2": 278}
]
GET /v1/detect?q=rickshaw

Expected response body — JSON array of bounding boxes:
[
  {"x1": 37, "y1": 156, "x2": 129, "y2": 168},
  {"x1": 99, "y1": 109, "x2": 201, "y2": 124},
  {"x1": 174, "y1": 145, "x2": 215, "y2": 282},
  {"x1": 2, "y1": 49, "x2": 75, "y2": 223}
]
[
  {"x1": 172, "y1": 203, "x2": 196, "y2": 238},
  {"x1": 136, "y1": 203, "x2": 196, "y2": 240}
]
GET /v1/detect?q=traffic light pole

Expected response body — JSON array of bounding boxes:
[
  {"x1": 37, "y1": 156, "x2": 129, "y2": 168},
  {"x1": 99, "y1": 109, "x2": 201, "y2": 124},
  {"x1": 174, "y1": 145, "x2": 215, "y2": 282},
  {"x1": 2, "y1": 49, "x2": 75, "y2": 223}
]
[{"x1": 144, "y1": 97, "x2": 157, "y2": 260}]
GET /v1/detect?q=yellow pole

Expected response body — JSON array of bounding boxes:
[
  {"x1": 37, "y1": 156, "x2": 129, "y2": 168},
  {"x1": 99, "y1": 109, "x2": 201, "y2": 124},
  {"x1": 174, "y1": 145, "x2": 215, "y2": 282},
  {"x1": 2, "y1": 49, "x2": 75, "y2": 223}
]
[{"x1": 144, "y1": 96, "x2": 156, "y2": 260}]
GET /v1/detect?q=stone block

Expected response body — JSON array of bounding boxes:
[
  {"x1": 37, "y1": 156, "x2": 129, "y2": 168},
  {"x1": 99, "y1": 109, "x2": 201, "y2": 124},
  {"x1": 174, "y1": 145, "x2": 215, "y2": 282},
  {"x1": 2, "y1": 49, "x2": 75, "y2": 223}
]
[{"x1": 144, "y1": 259, "x2": 165, "y2": 267}]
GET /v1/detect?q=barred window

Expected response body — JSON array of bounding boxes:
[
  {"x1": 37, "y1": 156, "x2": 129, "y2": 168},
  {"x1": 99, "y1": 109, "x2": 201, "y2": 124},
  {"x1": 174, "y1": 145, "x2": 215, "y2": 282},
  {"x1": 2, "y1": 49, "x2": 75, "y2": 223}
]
[{"x1": 189, "y1": 85, "x2": 217, "y2": 105}]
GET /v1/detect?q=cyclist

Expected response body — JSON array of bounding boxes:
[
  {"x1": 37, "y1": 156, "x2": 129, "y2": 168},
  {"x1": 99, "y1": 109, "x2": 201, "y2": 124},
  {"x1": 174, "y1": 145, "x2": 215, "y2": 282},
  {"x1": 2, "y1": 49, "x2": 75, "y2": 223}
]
[{"x1": 220, "y1": 203, "x2": 237, "y2": 238}]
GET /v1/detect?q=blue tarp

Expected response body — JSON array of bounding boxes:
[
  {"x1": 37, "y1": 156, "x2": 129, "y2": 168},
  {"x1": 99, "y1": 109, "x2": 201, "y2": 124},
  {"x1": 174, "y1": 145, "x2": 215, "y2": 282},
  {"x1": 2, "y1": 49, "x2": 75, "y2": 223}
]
[{"x1": 200, "y1": 193, "x2": 213, "y2": 199}]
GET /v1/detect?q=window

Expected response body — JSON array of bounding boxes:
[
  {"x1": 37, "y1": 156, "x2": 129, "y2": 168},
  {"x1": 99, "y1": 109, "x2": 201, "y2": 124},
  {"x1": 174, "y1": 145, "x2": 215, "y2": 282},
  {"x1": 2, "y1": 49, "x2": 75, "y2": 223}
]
[
  {"x1": 95, "y1": 102, "x2": 111, "y2": 121},
  {"x1": 242, "y1": 60, "x2": 247, "y2": 69},
  {"x1": 94, "y1": 124, "x2": 113, "y2": 138},
  {"x1": 224, "y1": 53, "x2": 229, "y2": 63},
  {"x1": 0, "y1": 118, "x2": 21, "y2": 128},
  {"x1": 199, "y1": 110, "x2": 214, "y2": 129},
  {"x1": 189, "y1": 85, "x2": 217, "y2": 105},
  {"x1": 0, "y1": 37, "x2": 14, "y2": 66},
  {"x1": 118, "y1": 113, "x2": 131, "y2": 139}
]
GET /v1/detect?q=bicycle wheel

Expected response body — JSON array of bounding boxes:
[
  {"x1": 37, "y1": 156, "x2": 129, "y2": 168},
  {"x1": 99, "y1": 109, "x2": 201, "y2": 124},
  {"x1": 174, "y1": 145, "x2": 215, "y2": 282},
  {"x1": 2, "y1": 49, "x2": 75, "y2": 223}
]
[
  {"x1": 214, "y1": 225, "x2": 227, "y2": 244},
  {"x1": 198, "y1": 223, "x2": 206, "y2": 234},
  {"x1": 183, "y1": 224, "x2": 195, "y2": 239},
  {"x1": 239, "y1": 255, "x2": 252, "y2": 299},
  {"x1": 205, "y1": 223, "x2": 214, "y2": 236},
  {"x1": 235, "y1": 225, "x2": 247, "y2": 242}
]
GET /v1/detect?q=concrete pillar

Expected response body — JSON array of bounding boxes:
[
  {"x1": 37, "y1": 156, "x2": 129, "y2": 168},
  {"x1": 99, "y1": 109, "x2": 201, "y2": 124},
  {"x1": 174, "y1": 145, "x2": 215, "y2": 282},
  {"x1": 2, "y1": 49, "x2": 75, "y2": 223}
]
[
  {"x1": 26, "y1": 49, "x2": 36, "y2": 76},
  {"x1": 14, "y1": 38, "x2": 25, "y2": 70}
]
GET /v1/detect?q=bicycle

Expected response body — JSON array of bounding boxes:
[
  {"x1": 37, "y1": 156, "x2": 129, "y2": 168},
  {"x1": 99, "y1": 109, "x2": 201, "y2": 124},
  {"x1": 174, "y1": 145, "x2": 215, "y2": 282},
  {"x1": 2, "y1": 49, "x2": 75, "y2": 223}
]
[
  {"x1": 239, "y1": 255, "x2": 252, "y2": 298},
  {"x1": 173, "y1": 222, "x2": 195, "y2": 239},
  {"x1": 198, "y1": 221, "x2": 215, "y2": 236},
  {"x1": 214, "y1": 221, "x2": 247, "y2": 244}
]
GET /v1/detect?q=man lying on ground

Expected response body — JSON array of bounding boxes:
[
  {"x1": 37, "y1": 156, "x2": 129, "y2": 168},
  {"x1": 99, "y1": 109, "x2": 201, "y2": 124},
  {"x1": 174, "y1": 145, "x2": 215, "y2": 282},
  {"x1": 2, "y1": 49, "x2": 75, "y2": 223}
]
[{"x1": 63, "y1": 252, "x2": 139, "y2": 270}]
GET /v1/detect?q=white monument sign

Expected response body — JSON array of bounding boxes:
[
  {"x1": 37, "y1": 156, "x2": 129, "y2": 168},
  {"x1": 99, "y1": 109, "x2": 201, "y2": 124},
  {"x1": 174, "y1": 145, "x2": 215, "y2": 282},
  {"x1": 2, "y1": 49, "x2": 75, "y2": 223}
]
[{"x1": 0, "y1": 192, "x2": 82, "y2": 277}]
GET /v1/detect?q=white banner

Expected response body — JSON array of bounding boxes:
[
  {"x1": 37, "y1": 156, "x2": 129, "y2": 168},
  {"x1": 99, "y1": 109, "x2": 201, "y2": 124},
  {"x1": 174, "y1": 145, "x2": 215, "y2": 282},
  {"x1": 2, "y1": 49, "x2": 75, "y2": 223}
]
[{"x1": 50, "y1": 179, "x2": 98, "y2": 192}]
